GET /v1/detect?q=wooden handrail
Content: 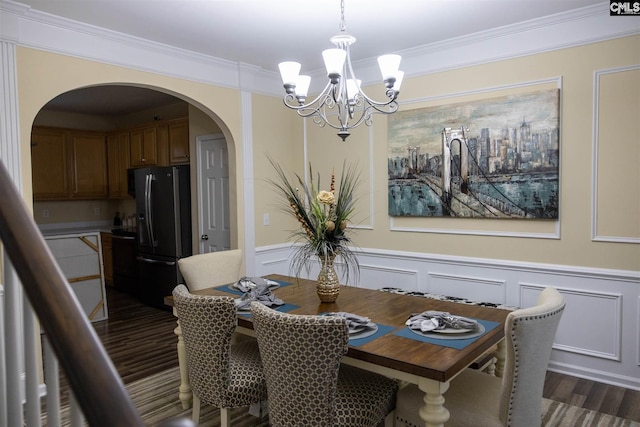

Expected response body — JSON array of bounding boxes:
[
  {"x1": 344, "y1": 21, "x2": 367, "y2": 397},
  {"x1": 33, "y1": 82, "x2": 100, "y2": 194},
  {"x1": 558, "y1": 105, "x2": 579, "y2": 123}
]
[{"x1": 0, "y1": 161, "x2": 192, "y2": 426}]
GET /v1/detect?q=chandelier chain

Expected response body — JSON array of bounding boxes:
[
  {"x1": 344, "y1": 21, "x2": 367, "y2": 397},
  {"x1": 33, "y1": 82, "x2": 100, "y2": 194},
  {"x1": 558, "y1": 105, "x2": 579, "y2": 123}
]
[{"x1": 339, "y1": 0, "x2": 346, "y2": 32}]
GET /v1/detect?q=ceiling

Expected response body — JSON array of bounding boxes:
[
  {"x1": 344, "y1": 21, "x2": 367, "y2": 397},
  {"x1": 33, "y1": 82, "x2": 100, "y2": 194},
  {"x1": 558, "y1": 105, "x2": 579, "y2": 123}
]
[
  {"x1": 23, "y1": 0, "x2": 604, "y2": 115},
  {"x1": 43, "y1": 86, "x2": 184, "y2": 116}
]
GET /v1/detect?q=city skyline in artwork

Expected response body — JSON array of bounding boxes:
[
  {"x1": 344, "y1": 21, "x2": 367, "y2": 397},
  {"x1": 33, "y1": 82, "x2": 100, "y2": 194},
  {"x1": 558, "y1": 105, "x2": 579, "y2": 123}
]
[{"x1": 387, "y1": 88, "x2": 560, "y2": 219}]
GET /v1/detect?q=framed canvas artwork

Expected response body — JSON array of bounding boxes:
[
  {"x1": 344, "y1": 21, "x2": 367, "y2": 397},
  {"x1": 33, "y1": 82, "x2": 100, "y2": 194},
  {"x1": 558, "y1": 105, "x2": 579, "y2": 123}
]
[{"x1": 388, "y1": 88, "x2": 560, "y2": 219}]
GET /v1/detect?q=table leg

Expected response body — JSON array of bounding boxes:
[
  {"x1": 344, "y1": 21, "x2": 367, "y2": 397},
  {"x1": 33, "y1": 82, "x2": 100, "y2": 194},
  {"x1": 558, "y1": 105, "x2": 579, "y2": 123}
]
[
  {"x1": 417, "y1": 377, "x2": 450, "y2": 427},
  {"x1": 172, "y1": 307, "x2": 192, "y2": 410},
  {"x1": 495, "y1": 338, "x2": 506, "y2": 378}
]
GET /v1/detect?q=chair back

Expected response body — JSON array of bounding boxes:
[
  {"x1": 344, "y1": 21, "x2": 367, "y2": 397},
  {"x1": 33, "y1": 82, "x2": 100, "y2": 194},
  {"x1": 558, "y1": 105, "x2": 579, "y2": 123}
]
[
  {"x1": 250, "y1": 302, "x2": 349, "y2": 427},
  {"x1": 499, "y1": 287, "x2": 565, "y2": 426},
  {"x1": 178, "y1": 249, "x2": 243, "y2": 291},
  {"x1": 172, "y1": 285, "x2": 237, "y2": 405}
]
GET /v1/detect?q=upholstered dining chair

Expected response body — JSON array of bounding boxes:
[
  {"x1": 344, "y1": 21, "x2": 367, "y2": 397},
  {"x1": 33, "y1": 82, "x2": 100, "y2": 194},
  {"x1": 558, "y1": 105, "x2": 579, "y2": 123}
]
[
  {"x1": 394, "y1": 286, "x2": 565, "y2": 427},
  {"x1": 172, "y1": 285, "x2": 267, "y2": 426},
  {"x1": 178, "y1": 249, "x2": 243, "y2": 291},
  {"x1": 250, "y1": 301, "x2": 398, "y2": 427}
]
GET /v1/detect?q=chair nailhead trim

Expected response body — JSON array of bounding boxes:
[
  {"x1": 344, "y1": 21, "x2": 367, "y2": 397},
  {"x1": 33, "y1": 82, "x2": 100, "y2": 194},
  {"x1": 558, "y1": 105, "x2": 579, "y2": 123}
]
[{"x1": 505, "y1": 305, "x2": 565, "y2": 424}]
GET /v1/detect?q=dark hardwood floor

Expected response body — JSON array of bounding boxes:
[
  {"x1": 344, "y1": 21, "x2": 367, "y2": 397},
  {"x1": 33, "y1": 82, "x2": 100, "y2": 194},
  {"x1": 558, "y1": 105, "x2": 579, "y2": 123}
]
[
  {"x1": 91, "y1": 287, "x2": 179, "y2": 384},
  {"x1": 86, "y1": 286, "x2": 640, "y2": 422}
]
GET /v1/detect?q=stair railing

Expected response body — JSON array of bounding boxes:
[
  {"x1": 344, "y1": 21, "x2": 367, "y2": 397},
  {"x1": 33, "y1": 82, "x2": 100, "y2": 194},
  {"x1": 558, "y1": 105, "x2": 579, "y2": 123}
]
[{"x1": 0, "y1": 160, "x2": 192, "y2": 427}]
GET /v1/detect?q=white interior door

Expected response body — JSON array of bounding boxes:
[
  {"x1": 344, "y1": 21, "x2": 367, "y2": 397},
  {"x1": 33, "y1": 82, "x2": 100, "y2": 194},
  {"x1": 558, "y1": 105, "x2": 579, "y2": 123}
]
[{"x1": 196, "y1": 133, "x2": 230, "y2": 253}]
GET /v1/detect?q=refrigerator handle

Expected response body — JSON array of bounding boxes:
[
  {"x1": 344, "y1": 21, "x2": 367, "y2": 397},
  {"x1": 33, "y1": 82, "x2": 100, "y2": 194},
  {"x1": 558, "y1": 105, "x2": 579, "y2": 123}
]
[
  {"x1": 137, "y1": 256, "x2": 176, "y2": 266},
  {"x1": 145, "y1": 172, "x2": 156, "y2": 246}
]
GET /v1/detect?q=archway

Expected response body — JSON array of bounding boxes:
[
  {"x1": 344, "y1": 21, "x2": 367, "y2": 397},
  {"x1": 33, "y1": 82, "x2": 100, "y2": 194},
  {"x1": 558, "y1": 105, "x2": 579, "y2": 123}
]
[
  {"x1": 31, "y1": 84, "x2": 238, "y2": 253},
  {"x1": 30, "y1": 84, "x2": 240, "y2": 307}
]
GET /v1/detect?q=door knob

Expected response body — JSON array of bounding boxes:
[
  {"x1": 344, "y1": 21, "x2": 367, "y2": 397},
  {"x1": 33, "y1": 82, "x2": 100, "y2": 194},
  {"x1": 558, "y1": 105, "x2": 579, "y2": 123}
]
[{"x1": 201, "y1": 234, "x2": 209, "y2": 240}]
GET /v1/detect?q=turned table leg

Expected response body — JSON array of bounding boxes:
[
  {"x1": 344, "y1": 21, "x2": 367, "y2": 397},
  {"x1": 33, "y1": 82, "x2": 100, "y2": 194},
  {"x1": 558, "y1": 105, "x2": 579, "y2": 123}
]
[
  {"x1": 495, "y1": 338, "x2": 506, "y2": 378},
  {"x1": 417, "y1": 377, "x2": 451, "y2": 427},
  {"x1": 172, "y1": 307, "x2": 192, "y2": 410}
]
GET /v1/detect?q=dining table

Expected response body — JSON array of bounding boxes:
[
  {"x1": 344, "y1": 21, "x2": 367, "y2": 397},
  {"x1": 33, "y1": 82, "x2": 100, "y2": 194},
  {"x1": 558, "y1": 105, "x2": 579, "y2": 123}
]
[{"x1": 165, "y1": 274, "x2": 510, "y2": 427}]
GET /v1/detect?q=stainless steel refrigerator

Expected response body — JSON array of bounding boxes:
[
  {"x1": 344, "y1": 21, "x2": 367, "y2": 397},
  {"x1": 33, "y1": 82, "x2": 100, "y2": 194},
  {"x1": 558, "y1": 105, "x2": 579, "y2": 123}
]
[{"x1": 134, "y1": 165, "x2": 192, "y2": 309}]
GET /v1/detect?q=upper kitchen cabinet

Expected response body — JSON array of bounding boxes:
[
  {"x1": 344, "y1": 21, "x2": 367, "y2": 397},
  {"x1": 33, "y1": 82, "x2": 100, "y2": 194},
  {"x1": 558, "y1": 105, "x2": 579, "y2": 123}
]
[
  {"x1": 130, "y1": 118, "x2": 189, "y2": 167},
  {"x1": 32, "y1": 128, "x2": 70, "y2": 199},
  {"x1": 107, "y1": 132, "x2": 131, "y2": 199},
  {"x1": 168, "y1": 120, "x2": 190, "y2": 164},
  {"x1": 69, "y1": 132, "x2": 109, "y2": 198},
  {"x1": 32, "y1": 128, "x2": 108, "y2": 200},
  {"x1": 130, "y1": 126, "x2": 158, "y2": 167}
]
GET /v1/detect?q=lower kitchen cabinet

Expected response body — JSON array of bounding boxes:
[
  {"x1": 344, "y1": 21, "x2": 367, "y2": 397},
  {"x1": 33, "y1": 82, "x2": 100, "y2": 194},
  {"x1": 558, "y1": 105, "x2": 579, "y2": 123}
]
[
  {"x1": 111, "y1": 229, "x2": 139, "y2": 296},
  {"x1": 101, "y1": 232, "x2": 113, "y2": 286},
  {"x1": 45, "y1": 232, "x2": 109, "y2": 322}
]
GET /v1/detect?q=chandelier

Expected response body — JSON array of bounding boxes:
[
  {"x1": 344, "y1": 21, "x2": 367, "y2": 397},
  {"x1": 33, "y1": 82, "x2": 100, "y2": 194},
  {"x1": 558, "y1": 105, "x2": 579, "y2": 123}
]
[{"x1": 278, "y1": 0, "x2": 404, "y2": 141}]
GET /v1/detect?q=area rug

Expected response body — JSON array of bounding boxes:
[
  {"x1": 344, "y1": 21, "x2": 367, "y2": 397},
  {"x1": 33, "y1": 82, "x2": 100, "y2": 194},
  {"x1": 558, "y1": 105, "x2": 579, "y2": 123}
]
[
  {"x1": 41, "y1": 366, "x2": 269, "y2": 427},
  {"x1": 44, "y1": 366, "x2": 639, "y2": 426},
  {"x1": 122, "y1": 366, "x2": 269, "y2": 427}
]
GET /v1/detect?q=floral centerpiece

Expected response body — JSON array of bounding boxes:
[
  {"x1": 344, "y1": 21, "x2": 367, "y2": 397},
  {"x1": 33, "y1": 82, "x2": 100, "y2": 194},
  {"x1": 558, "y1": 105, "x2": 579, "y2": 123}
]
[{"x1": 268, "y1": 158, "x2": 361, "y2": 301}]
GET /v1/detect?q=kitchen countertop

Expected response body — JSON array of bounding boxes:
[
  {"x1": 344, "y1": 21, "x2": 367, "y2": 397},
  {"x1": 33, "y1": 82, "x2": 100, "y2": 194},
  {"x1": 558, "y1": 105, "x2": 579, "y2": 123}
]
[{"x1": 39, "y1": 222, "x2": 116, "y2": 237}]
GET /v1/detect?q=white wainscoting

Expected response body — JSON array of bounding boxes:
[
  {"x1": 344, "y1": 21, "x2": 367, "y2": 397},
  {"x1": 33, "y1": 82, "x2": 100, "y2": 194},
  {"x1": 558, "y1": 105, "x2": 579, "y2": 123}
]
[{"x1": 255, "y1": 243, "x2": 640, "y2": 391}]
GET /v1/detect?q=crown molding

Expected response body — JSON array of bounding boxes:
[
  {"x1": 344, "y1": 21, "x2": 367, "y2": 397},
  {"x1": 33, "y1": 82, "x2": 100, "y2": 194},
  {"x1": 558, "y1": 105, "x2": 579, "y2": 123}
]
[{"x1": 1, "y1": 1, "x2": 638, "y2": 97}]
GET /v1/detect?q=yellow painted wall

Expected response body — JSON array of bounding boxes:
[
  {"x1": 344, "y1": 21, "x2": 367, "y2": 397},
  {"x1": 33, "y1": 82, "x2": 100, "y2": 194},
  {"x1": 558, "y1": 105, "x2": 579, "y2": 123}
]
[
  {"x1": 251, "y1": 92, "x2": 303, "y2": 246},
  {"x1": 16, "y1": 46, "x2": 251, "y2": 249},
  {"x1": 254, "y1": 35, "x2": 640, "y2": 272},
  {"x1": 15, "y1": 36, "x2": 639, "y2": 272}
]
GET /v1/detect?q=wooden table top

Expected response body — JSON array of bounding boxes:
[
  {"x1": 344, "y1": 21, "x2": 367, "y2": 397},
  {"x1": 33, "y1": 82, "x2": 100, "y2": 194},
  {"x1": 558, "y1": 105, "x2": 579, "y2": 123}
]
[{"x1": 169, "y1": 274, "x2": 511, "y2": 383}]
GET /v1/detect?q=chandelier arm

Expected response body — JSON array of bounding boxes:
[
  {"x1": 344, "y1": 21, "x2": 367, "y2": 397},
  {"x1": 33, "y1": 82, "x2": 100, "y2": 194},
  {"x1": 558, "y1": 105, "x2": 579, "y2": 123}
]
[
  {"x1": 344, "y1": 50, "x2": 399, "y2": 112},
  {"x1": 285, "y1": 93, "x2": 333, "y2": 119},
  {"x1": 359, "y1": 97, "x2": 400, "y2": 115},
  {"x1": 342, "y1": 102, "x2": 375, "y2": 130},
  {"x1": 283, "y1": 91, "x2": 348, "y2": 132},
  {"x1": 283, "y1": 81, "x2": 334, "y2": 111}
]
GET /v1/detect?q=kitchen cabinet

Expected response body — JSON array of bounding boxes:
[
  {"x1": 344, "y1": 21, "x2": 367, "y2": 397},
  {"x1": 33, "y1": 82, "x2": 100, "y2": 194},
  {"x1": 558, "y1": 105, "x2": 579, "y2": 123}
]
[
  {"x1": 111, "y1": 229, "x2": 139, "y2": 296},
  {"x1": 101, "y1": 231, "x2": 113, "y2": 286},
  {"x1": 31, "y1": 128, "x2": 70, "y2": 200},
  {"x1": 153, "y1": 119, "x2": 189, "y2": 166},
  {"x1": 32, "y1": 128, "x2": 108, "y2": 200},
  {"x1": 156, "y1": 124, "x2": 169, "y2": 166},
  {"x1": 168, "y1": 120, "x2": 190, "y2": 164},
  {"x1": 69, "y1": 132, "x2": 108, "y2": 198},
  {"x1": 130, "y1": 126, "x2": 158, "y2": 167},
  {"x1": 45, "y1": 232, "x2": 109, "y2": 322},
  {"x1": 32, "y1": 118, "x2": 188, "y2": 201},
  {"x1": 107, "y1": 132, "x2": 131, "y2": 199}
]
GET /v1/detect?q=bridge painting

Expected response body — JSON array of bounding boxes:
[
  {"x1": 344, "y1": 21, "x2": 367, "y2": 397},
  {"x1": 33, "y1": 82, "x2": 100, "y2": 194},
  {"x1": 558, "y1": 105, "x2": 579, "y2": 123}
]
[{"x1": 387, "y1": 88, "x2": 560, "y2": 219}]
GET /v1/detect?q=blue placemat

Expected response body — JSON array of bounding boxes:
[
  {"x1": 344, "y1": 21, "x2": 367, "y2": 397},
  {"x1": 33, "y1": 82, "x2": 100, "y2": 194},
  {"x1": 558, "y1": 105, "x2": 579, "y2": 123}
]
[
  {"x1": 318, "y1": 312, "x2": 396, "y2": 347},
  {"x1": 213, "y1": 279, "x2": 292, "y2": 296},
  {"x1": 349, "y1": 323, "x2": 396, "y2": 347},
  {"x1": 237, "y1": 303, "x2": 299, "y2": 317},
  {"x1": 393, "y1": 318, "x2": 500, "y2": 350}
]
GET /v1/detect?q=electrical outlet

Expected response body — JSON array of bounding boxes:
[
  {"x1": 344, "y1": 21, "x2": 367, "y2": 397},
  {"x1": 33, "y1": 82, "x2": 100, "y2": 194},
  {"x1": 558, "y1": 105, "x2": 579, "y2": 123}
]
[
  {"x1": 94, "y1": 207, "x2": 101, "y2": 216},
  {"x1": 42, "y1": 209, "x2": 49, "y2": 218},
  {"x1": 263, "y1": 213, "x2": 270, "y2": 226}
]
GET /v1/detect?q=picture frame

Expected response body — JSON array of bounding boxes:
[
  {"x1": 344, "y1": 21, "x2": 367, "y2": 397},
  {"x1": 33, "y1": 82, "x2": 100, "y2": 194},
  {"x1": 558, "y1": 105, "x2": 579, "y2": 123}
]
[{"x1": 388, "y1": 88, "x2": 560, "y2": 219}]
